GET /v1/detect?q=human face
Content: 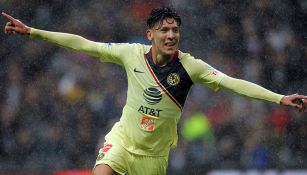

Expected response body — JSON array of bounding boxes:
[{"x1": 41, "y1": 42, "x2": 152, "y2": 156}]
[{"x1": 147, "y1": 18, "x2": 180, "y2": 57}]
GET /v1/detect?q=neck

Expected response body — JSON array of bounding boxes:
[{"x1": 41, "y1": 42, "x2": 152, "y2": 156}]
[{"x1": 151, "y1": 48, "x2": 173, "y2": 67}]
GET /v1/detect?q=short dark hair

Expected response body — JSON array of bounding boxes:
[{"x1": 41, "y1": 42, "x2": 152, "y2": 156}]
[{"x1": 146, "y1": 7, "x2": 181, "y2": 29}]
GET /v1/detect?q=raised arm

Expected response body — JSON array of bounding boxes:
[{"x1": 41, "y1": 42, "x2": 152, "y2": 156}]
[
  {"x1": 2, "y1": 12, "x2": 102, "y2": 57},
  {"x1": 220, "y1": 75, "x2": 307, "y2": 112}
]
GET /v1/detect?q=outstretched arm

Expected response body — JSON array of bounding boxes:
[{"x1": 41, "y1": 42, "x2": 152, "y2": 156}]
[
  {"x1": 220, "y1": 75, "x2": 307, "y2": 112},
  {"x1": 2, "y1": 12, "x2": 102, "y2": 57}
]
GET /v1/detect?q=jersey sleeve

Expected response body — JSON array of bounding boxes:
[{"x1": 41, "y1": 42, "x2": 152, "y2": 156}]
[
  {"x1": 180, "y1": 53, "x2": 226, "y2": 91},
  {"x1": 30, "y1": 28, "x2": 136, "y2": 66},
  {"x1": 220, "y1": 75, "x2": 284, "y2": 104},
  {"x1": 30, "y1": 28, "x2": 103, "y2": 57},
  {"x1": 96, "y1": 43, "x2": 137, "y2": 66}
]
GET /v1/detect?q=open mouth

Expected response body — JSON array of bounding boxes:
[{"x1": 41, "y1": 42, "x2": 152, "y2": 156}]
[{"x1": 165, "y1": 42, "x2": 176, "y2": 47}]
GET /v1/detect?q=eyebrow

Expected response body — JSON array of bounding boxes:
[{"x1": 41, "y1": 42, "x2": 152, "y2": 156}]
[
  {"x1": 158, "y1": 26, "x2": 179, "y2": 29},
  {"x1": 155, "y1": 23, "x2": 179, "y2": 30}
]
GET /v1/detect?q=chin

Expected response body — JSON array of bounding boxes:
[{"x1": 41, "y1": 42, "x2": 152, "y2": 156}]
[{"x1": 164, "y1": 49, "x2": 177, "y2": 55}]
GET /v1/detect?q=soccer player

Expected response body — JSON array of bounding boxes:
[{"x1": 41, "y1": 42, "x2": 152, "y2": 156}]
[{"x1": 2, "y1": 7, "x2": 307, "y2": 175}]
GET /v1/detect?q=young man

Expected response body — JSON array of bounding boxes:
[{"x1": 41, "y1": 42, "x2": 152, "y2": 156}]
[{"x1": 2, "y1": 7, "x2": 307, "y2": 175}]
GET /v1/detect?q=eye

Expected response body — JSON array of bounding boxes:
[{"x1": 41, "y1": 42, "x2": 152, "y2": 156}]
[
  {"x1": 173, "y1": 28, "x2": 179, "y2": 33},
  {"x1": 160, "y1": 28, "x2": 168, "y2": 33}
]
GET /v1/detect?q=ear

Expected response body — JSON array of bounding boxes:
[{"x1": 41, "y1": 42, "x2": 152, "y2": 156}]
[{"x1": 146, "y1": 29, "x2": 153, "y2": 41}]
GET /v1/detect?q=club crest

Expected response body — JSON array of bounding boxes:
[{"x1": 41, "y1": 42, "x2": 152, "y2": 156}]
[{"x1": 167, "y1": 73, "x2": 180, "y2": 86}]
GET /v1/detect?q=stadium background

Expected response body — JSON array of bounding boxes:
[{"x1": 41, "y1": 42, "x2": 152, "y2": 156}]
[{"x1": 0, "y1": 0, "x2": 307, "y2": 174}]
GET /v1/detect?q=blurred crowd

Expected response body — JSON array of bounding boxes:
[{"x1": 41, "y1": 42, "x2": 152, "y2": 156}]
[{"x1": 0, "y1": 0, "x2": 306, "y2": 174}]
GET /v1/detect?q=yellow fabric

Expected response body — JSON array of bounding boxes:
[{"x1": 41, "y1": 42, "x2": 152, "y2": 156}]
[
  {"x1": 30, "y1": 28, "x2": 103, "y2": 58},
  {"x1": 179, "y1": 52, "x2": 226, "y2": 91},
  {"x1": 29, "y1": 28, "x2": 226, "y2": 156},
  {"x1": 29, "y1": 28, "x2": 287, "y2": 175},
  {"x1": 95, "y1": 135, "x2": 168, "y2": 175},
  {"x1": 220, "y1": 75, "x2": 284, "y2": 104}
]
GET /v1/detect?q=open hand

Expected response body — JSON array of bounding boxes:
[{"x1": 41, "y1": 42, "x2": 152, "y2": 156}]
[
  {"x1": 280, "y1": 94, "x2": 307, "y2": 112},
  {"x1": 2, "y1": 12, "x2": 31, "y2": 35}
]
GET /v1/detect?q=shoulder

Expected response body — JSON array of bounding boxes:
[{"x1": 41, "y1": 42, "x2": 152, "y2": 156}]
[
  {"x1": 178, "y1": 50, "x2": 208, "y2": 66},
  {"x1": 103, "y1": 43, "x2": 150, "y2": 55},
  {"x1": 177, "y1": 50, "x2": 214, "y2": 76},
  {"x1": 178, "y1": 50, "x2": 193, "y2": 60},
  {"x1": 133, "y1": 43, "x2": 151, "y2": 53},
  {"x1": 115, "y1": 43, "x2": 150, "y2": 54},
  {"x1": 178, "y1": 50, "x2": 205, "y2": 63}
]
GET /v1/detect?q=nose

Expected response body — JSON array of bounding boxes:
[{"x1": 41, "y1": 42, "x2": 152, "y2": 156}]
[{"x1": 167, "y1": 30, "x2": 176, "y2": 39}]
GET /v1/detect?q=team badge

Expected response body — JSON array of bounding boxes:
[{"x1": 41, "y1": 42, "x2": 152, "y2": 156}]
[
  {"x1": 167, "y1": 73, "x2": 180, "y2": 86},
  {"x1": 96, "y1": 152, "x2": 104, "y2": 161},
  {"x1": 140, "y1": 116, "x2": 155, "y2": 131},
  {"x1": 96, "y1": 143, "x2": 112, "y2": 161}
]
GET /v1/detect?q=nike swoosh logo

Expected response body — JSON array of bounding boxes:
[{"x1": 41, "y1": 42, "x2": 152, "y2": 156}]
[{"x1": 134, "y1": 68, "x2": 145, "y2": 73}]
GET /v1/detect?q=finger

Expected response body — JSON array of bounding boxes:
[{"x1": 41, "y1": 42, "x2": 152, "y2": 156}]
[
  {"x1": 300, "y1": 104, "x2": 306, "y2": 112},
  {"x1": 6, "y1": 21, "x2": 14, "y2": 27},
  {"x1": 295, "y1": 95, "x2": 307, "y2": 99},
  {"x1": 4, "y1": 22, "x2": 10, "y2": 34},
  {"x1": 4, "y1": 26, "x2": 17, "y2": 33},
  {"x1": 289, "y1": 102, "x2": 302, "y2": 110},
  {"x1": 298, "y1": 103, "x2": 304, "y2": 112},
  {"x1": 5, "y1": 30, "x2": 13, "y2": 35},
  {"x1": 303, "y1": 100, "x2": 307, "y2": 112},
  {"x1": 293, "y1": 99, "x2": 304, "y2": 108},
  {"x1": 1, "y1": 12, "x2": 16, "y2": 22}
]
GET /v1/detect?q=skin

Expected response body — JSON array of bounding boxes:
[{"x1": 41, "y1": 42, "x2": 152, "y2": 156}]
[
  {"x1": 93, "y1": 164, "x2": 117, "y2": 175},
  {"x1": 146, "y1": 17, "x2": 180, "y2": 67},
  {"x1": 2, "y1": 12, "x2": 31, "y2": 35},
  {"x1": 2, "y1": 12, "x2": 307, "y2": 175}
]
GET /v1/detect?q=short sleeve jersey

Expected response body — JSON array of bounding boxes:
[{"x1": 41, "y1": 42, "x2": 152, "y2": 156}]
[{"x1": 97, "y1": 43, "x2": 225, "y2": 156}]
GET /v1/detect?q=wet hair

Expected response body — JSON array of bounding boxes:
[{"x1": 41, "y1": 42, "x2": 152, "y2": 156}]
[{"x1": 146, "y1": 7, "x2": 181, "y2": 29}]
